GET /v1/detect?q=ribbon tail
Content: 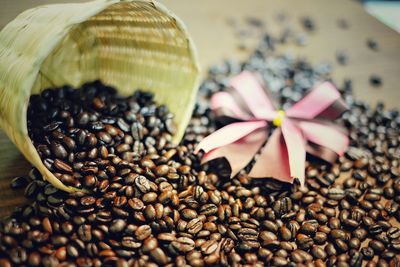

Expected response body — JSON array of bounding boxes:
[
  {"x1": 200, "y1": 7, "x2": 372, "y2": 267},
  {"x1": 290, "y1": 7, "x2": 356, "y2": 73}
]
[
  {"x1": 249, "y1": 128, "x2": 293, "y2": 183},
  {"x1": 281, "y1": 119, "x2": 306, "y2": 185},
  {"x1": 315, "y1": 98, "x2": 348, "y2": 120},
  {"x1": 306, "y1": 143, "x2": 340, "y2": 164},
  {"x1": 203, "y1": 128, "x2": 268, "y2": 177},
  {"x1": 286, "y1": 82, "x2": 346, "y2": 120},
  {"x1": 297, "y1": 120, "x2": 349, "y2": 161},
  {"x1": 195, "y1": 121, "x2": 267, "y2": 154}
]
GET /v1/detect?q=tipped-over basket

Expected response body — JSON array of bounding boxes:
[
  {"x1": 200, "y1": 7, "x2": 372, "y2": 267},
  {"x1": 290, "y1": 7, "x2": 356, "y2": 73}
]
[{"x1": 0, "y1": 0, "x2": 200, "y2": 192}]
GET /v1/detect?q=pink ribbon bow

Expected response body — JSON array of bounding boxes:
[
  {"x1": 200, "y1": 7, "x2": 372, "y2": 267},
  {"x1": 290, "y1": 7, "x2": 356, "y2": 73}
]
[{"x1": 195, "y1": 71, "x2": 349, "y2": 185}]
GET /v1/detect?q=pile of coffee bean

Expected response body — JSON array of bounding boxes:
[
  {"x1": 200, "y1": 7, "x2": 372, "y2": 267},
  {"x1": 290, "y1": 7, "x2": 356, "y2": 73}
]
[
  {"x1": 190, "y1": 30, "x2": 400, "y2": 266},
  {"x1": 27, "y1": 81, "x2": 177, "y2": 190},
  {"x1": 1, "y1": 16, "x2": 400, "y2": 267}
]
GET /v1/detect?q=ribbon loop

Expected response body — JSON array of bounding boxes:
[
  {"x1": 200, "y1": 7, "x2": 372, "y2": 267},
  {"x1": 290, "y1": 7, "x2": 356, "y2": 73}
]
[
  {"x1": 286, "y1": 82, "x2": 343, "y2": 120},
  {"x1": 230, "y1": 71, "x2": 277, "y2": 120}
]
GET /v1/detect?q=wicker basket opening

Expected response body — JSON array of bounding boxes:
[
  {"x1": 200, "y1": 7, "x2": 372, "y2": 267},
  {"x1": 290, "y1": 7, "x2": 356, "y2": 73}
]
[
  {"x1": 0, "y1": 0, "x2": 200, "y2": 192},
  {"x1": 33, "y1": 1, "x2": 199, "y2": 136}
]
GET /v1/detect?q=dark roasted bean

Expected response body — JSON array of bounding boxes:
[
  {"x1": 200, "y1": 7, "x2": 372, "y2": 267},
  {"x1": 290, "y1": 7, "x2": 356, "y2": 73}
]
[
  {"x1": 362, "y1": 247, "x2": 375, "y2": 259},
  {"x1": 187, "y1": 218, "x2": 203, "y2": 234},
  {"x1": 369, "y1": 240, "x2": 385, "y2": 252},
  {"x1": 311, "y1": 246, "x2": 327, "y2": 260},
  {"x1": 110, "y1": 219, "x2": 126, "y2": 234},
  {"x1": 349, "y1": 237, "x2": 361, "y2": 249},
  {"x1": 51, "y1": 142, "x2": 68, "y2": 159},
  {"x1": 297, "y1": 233, "x2": 313, "y2": 250},
  {"x1": 171, "y1": 237, "x2": 195, "y2": 253},
  {"x1": 10, "y1": 176, "x2": 31, "y2": 189},
  {"x1": 314, "y1": 232, "x2": 327, "y2": 245},
  {"x1": 388, "y1": 227, "x2": 400, "y2": 239},
  {"x1": 135, "y1": 225, "x2": 151, "y2": 241}
]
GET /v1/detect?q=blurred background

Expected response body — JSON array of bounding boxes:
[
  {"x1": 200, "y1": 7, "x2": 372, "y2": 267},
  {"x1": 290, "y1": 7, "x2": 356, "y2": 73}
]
[
  {"x1": 361, "y1": 0, "x2": 400, "y2": 32},
  {"x1": 2, "y1": 0, "x2": 398, "y2": 107},
  {"x1": 1, "y1": 0, "x2": 399, "y2": 33}
]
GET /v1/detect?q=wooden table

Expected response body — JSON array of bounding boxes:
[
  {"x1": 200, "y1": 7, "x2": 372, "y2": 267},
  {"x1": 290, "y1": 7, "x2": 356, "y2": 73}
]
[{"x1": 0, "y1": 0, "x2": 399, "y2": 217}]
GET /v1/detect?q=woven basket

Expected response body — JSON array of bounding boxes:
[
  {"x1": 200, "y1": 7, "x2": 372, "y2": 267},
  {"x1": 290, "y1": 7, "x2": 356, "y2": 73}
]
[{"x1": 0, "y1": 0, "x2": 200, "y2": 192}]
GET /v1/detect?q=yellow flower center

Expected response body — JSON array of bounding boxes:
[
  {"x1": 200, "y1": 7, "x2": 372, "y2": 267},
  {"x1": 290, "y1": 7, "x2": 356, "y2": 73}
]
[{"x1": 273, "y1": 110, "x2": 285, "y2": 127}]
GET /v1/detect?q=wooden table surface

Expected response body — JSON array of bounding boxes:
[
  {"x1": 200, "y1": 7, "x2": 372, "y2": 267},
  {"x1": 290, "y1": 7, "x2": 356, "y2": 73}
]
[{"x1": 0, "y1": 0, "x2": 399, "y2": 218}]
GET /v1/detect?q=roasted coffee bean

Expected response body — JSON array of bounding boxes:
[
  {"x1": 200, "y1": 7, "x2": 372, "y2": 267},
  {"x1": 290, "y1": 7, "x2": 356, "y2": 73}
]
[
  {"x1": 363, "y1": 216, "x2": 375, "y2": 227},
  {"x1": 271, "y1": 256, "x2": 288, "y2": 266},
  {"x1": 199, "y1": 204, "x2": 218, "y2": 216},
  {"x1": 297, "y1": 233, "x2": 314, "y2": 250},
  {"x1": 384, "y1": 187, "x2": 395, "y2": 199},
  {"x1": 349, "y1": 250, "x2": 363, "y2": 266},
  {"x1": 370, "y1": 75, "x2": 382, "y2": 87},
  {"x1": 135, "y1": 176, "x2": 150, "y2": 193},
  {"x1": 325, "y1": 243, "x2": 337, "y2": 256},
  {"x1": 392, "y1": 239, "x2": 400, "y2": 251},
  {"x1": 336, "y1": 50, "x2": 348, "y2": 65},
  {"x1": 171, "y1": 237, "x2": 195, "y2": 253},
  {"x1": 142, "y1": 237, "x2": 158, "y2": 253},
  {"x1": 158, "y1": 191, "x2": 172, "y2": 204},
  {"x1": 157, "y1": 233, "x2": 176, "y2": 243},
  {"x1": 328, "y1": 217, "x2": 341, "y2": 229},
  {"x1": 142, "y1": 193, "x2": 157, "y2": 204},
  {"x1": 349, "y1": 237, "x2": 361, "y2": 249},
  {"x1": 353, "y1": 228, "x2": 368, "y2": 240},
  {"x1": 83, "y1": 175, "x2": 97, "y2": 188},
  {"x1": 279, "y1": 226, "x2": 292, "y2": 241},
  {"x1": 24, "y1": 180, "x2": 43, "y2": 198},
  {"x1": 369, "y1": 240, "x2": 385, "y2": 252},
  {"x1": 330, "y1": 229, "x2": 347, "y2": 241},
  {"x1": 260, "y1": 231, "x2": 277, "y2": 243},
  {"x1": 362, "y1": 247, "x2": 375, "y2": 259},
  {"x1": 300, "y1": 220, "x2": 318, "y2": 235},
  {"x1": 388, "y1": 227, "x2": 400, "y2": 239},
  {"x1": 50, "y1": 142, "x2": 68, "y2": 159},
  {"x1": 10, "y1": 176, "x2": 31, "y2": 189},
  {"x1": 369, "y1": 224, "x2": 383, "y2": 235},
  {"x1": 80, "y1": 196, "x2": 95, "y2": 207},
  {"x1": 66, "y1": 244, "x2": 79, "y2": 258},
  {"x1": 287, "y1": 220, "x2": 300, "y2": 237},
  {"x1": 144, "y1": 205, "x2": 156, "y2": 220},
  {"x1": 181, "y1": 208, "x2": 197, "y2": 220},
  {"x1": 238, "y1": 228, "x2": 258, "y2": 241},
  {"x1": 314, "y1": 232, "x2": 327, "y2": 245},
  {"x1": 149, "y1": 247, "x2": 168, "y2": 265},
  {"x1": 311, "y1": 245, "x2": 327, "y2": 260},
  {"x1": 328, "y1": 187, "x2": 345, "y2": 200},
  {"x1": 290, "y1": 250, "x2": 305, "y2": 263},
  {"x1": 27, "y1": 252, "x2": 41, "y2": 266},
  {"x1": 110, "y1": 219, "x2": 126, "y2": 234},
  {"x1": 343, "y1": 218, "x2": 359, "y2": 228},
  {"x1": 128, "y1": 198, "x2": 144, "y2": 211},
  {"x1": 263, "y1": 220, "x2": 278, "y2": 233},
  {"x1": 200, "y1": 239, "x2": 218, "y2": 255},
  {"x1": 135, "y1": 225, "x2": 152, "y2": 241},
  {"x1": 187, "y1": 218, "x2": 203, "y2": 234},
  {"x1": 334, "y1": 238, "x2": 348, "y2": 252},
  {"x1": 385, "y1": 201, "x2": 399, "y2": 215},
  {"x1": 273, "y1": 197, "x2": 292, "y2": 217}
]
